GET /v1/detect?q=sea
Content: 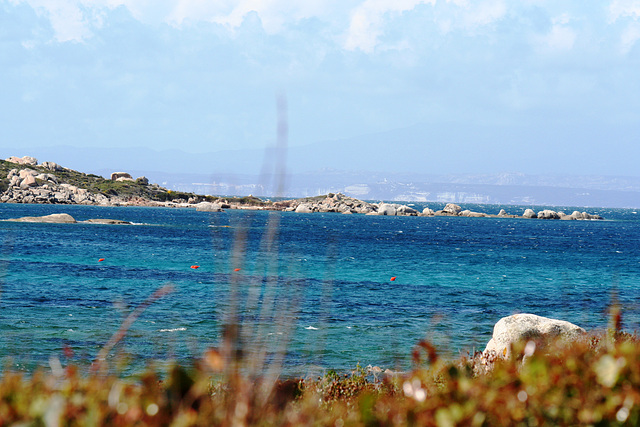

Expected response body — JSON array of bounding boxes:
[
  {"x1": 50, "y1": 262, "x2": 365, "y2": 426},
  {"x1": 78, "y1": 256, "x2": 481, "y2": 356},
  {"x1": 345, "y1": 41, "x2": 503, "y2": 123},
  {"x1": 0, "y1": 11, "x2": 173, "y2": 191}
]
[{"x1": 0, "y1": 202, "x2": 639, "y2": 377}]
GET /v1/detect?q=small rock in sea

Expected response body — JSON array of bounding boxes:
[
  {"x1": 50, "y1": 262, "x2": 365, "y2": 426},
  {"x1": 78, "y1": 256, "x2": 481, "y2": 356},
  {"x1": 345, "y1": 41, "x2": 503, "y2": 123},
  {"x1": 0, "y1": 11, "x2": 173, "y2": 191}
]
[
  {"x1": 83, "y1": 219, "x2": 132, "y2": 225},
  {"x1": 6, "y1": 213, "x2": 77, "y2": 223}
]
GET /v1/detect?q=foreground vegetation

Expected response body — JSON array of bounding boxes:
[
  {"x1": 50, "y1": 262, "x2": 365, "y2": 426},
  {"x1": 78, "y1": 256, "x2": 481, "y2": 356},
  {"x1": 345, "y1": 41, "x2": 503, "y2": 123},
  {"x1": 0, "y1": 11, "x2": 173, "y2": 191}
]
[{"x1": 1, "y1": 330, "x2": 639, "y2": 425}]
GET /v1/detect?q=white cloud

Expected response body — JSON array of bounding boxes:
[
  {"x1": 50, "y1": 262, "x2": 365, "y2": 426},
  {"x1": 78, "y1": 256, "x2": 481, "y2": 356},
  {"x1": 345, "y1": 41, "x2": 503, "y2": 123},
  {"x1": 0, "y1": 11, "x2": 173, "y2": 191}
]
[
  {"x1": 341, "y1": 0, "x2": 507, "y2": 52},
  {"x1": 535, "y1": 25, "x2": 577, "y2": 52},
  {"x1": 609, "y1": 0, "x2": 640, "y2": 53},
  {"x1": 12, "y1": 0, "x2": 101, "y2": 42},
  {"x1": 609, "y1": 0, "x2": 640, "y2": 22},
  {"x1": 433, "y1": 0, "x2": 506, "y2": 35},
  {"x1": 201, "y1": 0, "x2": 346, "y2": 33},
  {"x1": 9, "y1": 0, "x2": 348, "y2": 41},
  {"x1": 552, "y1": 13, "x2": 571, "y2": 26},
  {"x1": 460, "y1": 0, "x2": 507, "y2": 27},
  {"x1": 620, "y1": 22, "x2": 640, "y2": 53},
  {"x1": 344, "y1": 0, "x2": 436, "y2": 53}
]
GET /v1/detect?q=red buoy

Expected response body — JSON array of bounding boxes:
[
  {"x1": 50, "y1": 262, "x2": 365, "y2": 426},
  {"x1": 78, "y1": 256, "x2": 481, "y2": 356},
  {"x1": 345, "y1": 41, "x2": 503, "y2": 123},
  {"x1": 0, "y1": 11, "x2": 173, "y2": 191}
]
[
  {"x1": 234, "y1": 268, "x2": 241, "y2": 272},
  {"x1": 98, "y1": 258, "x2": 105, "y2": 262},
  {"x1": 191, "y1": 265, "x2": 199, "y2": 269},
  {"x1": 390, "y1": 276, "x2": 396, "y2": 281}
]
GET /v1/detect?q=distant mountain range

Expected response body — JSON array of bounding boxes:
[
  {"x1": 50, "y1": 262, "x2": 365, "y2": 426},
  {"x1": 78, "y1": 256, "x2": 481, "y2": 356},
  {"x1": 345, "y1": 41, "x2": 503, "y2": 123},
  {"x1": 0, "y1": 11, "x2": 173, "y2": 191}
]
[
  {"x1": 3, "y1": 121, "x2": 640, "y2": 208},
  {"x1": 145, "y1": 169, "x2": 640, "y2": 209}
]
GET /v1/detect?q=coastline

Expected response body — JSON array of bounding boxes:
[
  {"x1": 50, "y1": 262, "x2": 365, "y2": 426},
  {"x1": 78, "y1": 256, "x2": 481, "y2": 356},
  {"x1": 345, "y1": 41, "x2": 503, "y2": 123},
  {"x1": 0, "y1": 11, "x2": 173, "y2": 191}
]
[{"x1": 1, "y1": 155, "x2": 604, "y2": 220}]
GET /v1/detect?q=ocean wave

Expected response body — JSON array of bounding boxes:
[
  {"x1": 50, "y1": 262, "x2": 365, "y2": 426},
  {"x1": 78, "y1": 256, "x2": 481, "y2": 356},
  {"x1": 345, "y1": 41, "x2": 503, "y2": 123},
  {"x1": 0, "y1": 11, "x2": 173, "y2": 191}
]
[{"x1": 159, "y1": 327, "x2": 187, "y2": 332}]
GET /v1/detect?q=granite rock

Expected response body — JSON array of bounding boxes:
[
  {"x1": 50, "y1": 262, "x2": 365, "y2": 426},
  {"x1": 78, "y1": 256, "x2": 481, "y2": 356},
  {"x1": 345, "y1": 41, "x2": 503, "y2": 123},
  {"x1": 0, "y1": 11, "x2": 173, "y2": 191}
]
[{"x1": 484, "y1": 313, "x2": 586, "y2": 360}]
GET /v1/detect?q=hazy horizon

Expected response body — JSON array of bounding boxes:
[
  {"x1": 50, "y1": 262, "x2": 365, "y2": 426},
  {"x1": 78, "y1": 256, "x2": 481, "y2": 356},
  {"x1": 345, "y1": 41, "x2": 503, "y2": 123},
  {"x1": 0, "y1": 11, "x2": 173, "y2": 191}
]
[{"x1": 2, "y1": 1, "x2": 640, "y2": 179}]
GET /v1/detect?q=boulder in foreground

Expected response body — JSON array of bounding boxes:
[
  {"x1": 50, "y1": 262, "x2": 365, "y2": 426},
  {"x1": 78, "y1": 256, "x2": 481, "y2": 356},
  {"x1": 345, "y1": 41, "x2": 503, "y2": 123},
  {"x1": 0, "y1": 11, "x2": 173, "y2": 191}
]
[{"x1": 484, "y1": 313, "x2": 586, "y2": 360}]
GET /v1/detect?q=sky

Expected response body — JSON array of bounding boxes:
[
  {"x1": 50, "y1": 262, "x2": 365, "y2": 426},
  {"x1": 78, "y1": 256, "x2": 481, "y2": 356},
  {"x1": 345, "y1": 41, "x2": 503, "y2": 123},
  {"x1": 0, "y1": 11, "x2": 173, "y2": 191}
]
[{"x1": 1, "y1": 0, "x2": 640, "y2": 176}]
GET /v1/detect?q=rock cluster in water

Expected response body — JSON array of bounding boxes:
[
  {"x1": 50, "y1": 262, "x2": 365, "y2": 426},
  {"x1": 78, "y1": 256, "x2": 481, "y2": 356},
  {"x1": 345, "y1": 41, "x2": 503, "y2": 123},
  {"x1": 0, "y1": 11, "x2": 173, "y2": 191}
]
[
  {"x1": 275, "y1": 193, "x2": 379, "y2": 214},
  {"x1": 274, "y1": 195, "x2": 602, "y2": 221}
]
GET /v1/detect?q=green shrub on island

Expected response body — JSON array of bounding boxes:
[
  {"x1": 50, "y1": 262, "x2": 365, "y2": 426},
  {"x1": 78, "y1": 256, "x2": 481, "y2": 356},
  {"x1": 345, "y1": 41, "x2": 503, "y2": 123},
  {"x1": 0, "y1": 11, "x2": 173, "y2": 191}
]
[
  {"x1": 1, "y1": 331, "x2": 639, "y2": 425},
  {"x1": 0, "y1": 159, "x2": 205, "y2": 203}
]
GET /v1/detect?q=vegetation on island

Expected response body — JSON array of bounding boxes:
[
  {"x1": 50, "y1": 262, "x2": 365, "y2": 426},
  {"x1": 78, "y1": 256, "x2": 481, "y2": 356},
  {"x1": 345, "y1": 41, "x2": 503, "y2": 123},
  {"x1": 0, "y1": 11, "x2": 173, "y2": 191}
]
[{"x1": 0, "y1": 159, "x2": 270, "y2": 205}]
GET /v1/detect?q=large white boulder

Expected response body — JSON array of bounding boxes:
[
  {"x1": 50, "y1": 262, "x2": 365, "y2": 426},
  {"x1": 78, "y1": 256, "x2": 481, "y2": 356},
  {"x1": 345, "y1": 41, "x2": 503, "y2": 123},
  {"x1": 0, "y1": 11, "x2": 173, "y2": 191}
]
[
  {"x1": 537, "y1": 210, "x2": 561, "y2": 219},
  {"x1": 6, "y1": 156, "x2": 38, "y2": 166},
  {"x1": 484, "y1": 313, "x2": 586, "y2": 359},
  {"x1": 19, "y1": 169, "x2": 37, "y2": 179},
  {"x1": 22, "y1": 156, "x2": 38, "y2": 166},
  {"x1": 396, "y1": 205, "x2": 419, "y2": 216},
  {"x1": 377, "y1": 203, "x2": 397, "y2": 216},
  {"x1": 462, "y1": 211, "x2": 487, "y2": 217},
  {"x1": 562, "y1": 211, "x2": 603, "y2": 221},
  {"x1": 111, "y1": 172, "x2": 133, "y2": 181},
  {"x1": 422, "y1": 207, "x2": 435, "y2": 216},
  {"x1": 5, "y1": 156, "x2": 22, "y2": 164},
  {"x1": 443, "y1": 203, "x2": 462, "y2": 215},
  {"x1": 41, "y1": 161, "x2": 63, "y2": 171},
  {"x1": 522, "y1": 209, "x2": 537, "y2": 218},
  {"x1": 20, "y1": 174, "x2": 37, "y2": 188},
  {"x1": 195, "y1": 202, "x2": 223, "y2": 212},
  {"x1": 295, "y1": 203, "x2": 314, "y2": 213}
]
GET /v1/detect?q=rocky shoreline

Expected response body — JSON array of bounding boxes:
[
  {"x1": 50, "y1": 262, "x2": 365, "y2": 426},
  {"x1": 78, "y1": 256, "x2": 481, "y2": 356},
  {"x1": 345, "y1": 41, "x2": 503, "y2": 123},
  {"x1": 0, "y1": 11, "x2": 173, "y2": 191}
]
[
  {"x1": 270, "y1": 193, "x2": 603, "y2": 220},
  {"x1": 1, "y1": 155, "x2": 603, "y2": 221}
]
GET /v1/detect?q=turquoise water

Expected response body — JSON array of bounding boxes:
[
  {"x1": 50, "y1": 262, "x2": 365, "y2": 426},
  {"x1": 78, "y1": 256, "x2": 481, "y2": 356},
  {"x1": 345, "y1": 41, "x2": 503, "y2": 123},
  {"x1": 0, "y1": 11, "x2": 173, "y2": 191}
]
[{"x1": 0, "y1": 203, "x2": 639, "y2": 376}]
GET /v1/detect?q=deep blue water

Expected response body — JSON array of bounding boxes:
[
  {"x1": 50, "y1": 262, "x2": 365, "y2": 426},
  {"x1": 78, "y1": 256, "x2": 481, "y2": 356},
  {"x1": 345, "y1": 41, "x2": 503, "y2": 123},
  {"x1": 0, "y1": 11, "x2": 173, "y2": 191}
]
[{"x1": 0, "y1": 202, "x2": 639, "y2": 376}]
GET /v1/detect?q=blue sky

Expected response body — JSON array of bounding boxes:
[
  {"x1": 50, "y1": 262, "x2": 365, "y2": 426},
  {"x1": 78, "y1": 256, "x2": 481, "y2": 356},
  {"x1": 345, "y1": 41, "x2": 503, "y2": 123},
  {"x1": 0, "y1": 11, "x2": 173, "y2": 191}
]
[{"x1": 2, "y1": 0, "x2": 640, "y2": 176}]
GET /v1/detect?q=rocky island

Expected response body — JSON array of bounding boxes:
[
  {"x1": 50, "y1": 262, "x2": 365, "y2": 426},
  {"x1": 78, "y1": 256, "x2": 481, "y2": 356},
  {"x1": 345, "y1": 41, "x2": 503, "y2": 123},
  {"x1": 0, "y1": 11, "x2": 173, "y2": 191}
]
[{"x1": 1, "y1": 155, "x2": 603, "y2": 220}]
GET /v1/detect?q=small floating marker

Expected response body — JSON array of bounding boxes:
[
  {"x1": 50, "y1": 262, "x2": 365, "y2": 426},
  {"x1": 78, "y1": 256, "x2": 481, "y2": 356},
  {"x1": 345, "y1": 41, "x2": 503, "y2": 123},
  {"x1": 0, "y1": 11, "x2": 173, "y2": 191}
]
[
  {"x1": 390, "y1": 276, "x2": 397, "y2": 281},
  {"x1": 234, "y1": 268, "x2": 241, "y2": 272},
  {"x1": 98, "y1": 258, "x2": 105, "y2": 262},
  {"x1": 190, "y1": 265, "x2": 199, "y2": 269}
]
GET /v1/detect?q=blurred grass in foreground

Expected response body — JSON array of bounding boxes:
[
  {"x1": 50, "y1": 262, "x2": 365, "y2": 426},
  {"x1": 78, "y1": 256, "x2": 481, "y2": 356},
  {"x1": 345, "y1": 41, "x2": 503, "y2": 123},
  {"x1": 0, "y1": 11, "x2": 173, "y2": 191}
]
[{"x1": 1, "y1": 328, "x2": 639, "y2": 425}]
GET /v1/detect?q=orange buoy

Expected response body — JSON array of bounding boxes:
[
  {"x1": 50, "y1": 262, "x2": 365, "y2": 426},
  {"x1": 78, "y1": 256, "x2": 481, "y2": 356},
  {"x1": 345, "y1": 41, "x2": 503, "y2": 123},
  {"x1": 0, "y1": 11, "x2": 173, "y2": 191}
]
[
  {"x1": 98, "y1": 258, "x2": 105, "y2": 262},
  {"x1": 191, "y1": 265, "x2": 200, "y2": 269},
  {"x1": 390, "y1": 276, "x2": 396, "y2": 281},
  {"x1": 234, "y1": 268, "x2": 241, "y2": 272}
]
